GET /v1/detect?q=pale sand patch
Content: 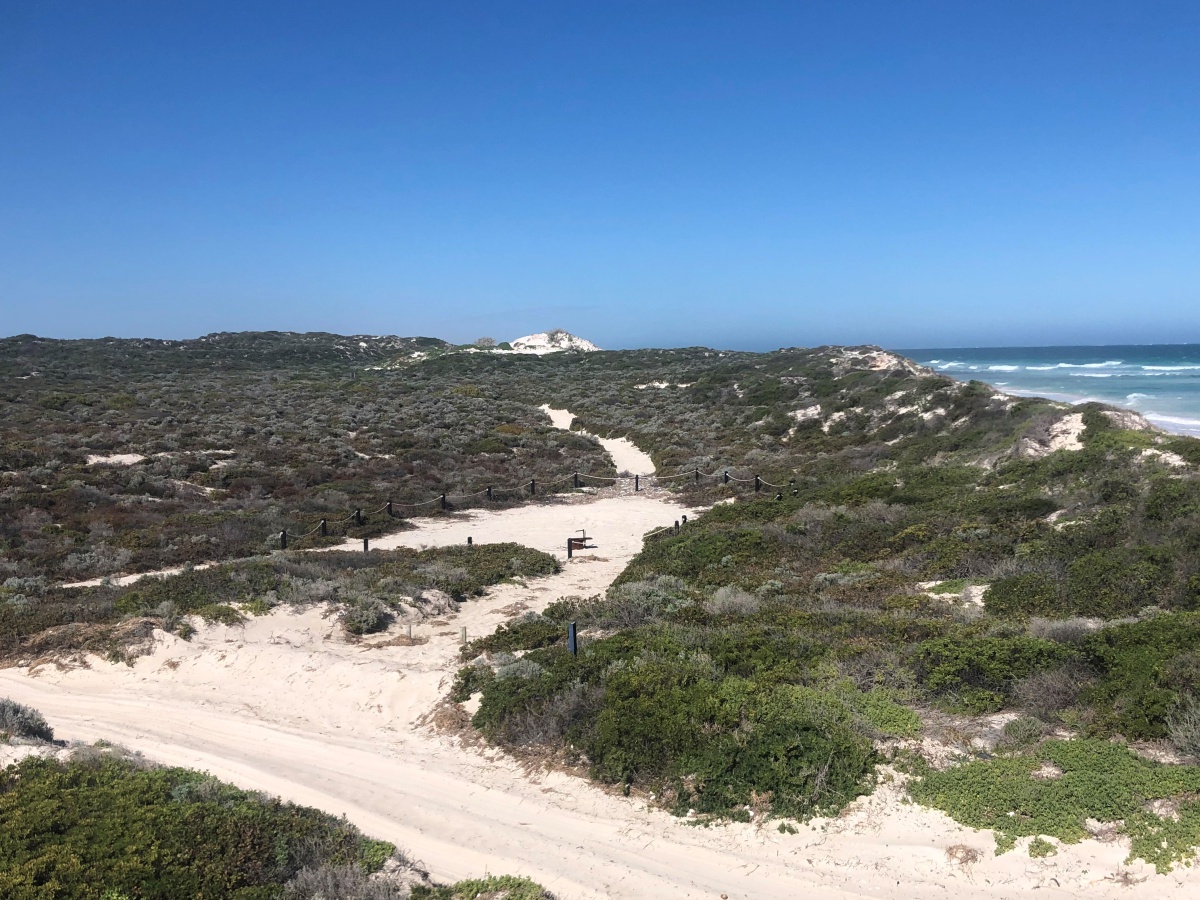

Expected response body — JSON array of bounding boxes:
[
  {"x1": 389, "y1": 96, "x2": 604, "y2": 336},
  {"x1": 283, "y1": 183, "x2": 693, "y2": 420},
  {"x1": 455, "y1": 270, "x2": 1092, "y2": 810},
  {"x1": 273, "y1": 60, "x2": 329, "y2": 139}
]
[
  {"x1": 1142, "y1": 448, "x2": 1189, "y2": 468},
  {"x1": 540, "y1": 405, "x2": 655, "y2": 475},
  {"x1": 1021, "y1": 413, "x2": 1086, "y2": 458},
  {"x1": 62, "y1": 563, "x2": 217, "y2": 590},
  {"x1": 86, "y1": 453, "x2": 146, "y2": 466},
  {"x1": 3, "y1": 493, "x2": 1195, "y2": 897}
]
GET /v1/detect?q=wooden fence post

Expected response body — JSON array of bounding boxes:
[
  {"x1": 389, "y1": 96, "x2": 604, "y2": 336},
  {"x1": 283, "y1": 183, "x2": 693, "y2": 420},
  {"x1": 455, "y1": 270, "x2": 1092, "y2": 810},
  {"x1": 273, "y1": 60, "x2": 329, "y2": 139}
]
[
  {"x1": 280, "y1": 530, "x2": 287, "y2": 550},
  {"x1": 319, "y1": 519, "x2": 327, "y2": 537}
]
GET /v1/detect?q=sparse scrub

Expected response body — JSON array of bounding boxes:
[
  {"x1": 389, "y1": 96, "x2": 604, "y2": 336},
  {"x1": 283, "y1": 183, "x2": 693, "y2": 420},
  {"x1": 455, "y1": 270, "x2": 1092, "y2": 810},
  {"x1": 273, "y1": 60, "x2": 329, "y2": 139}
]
[{"x1": 0, "y1": 697, "x2": 54, "y2": 741}]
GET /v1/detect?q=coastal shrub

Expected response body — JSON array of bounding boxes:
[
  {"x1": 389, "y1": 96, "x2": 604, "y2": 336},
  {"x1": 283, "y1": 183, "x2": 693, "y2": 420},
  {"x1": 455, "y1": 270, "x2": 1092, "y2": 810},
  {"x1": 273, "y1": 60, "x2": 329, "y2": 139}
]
[
  {"x1": 194, "y1": 603, "x2": 245, "y2": 626},
  {"x1": 1027, "y1": 617, "x2": 1096, "y2": 645},
  {"x1": 0, "y1": 697, "x2": 53, "y2": 741},
  {"x1": 913, "y1": 635, "x2": 1077, "y2": 713},
  {"x1": 1167, "y1": 694, "x2": 1200, "y2": 757},
  {"x1": 1080, "y1": 613, "x2": 1200, "y2": 739},
  {"x1": 984, "y1": 574, "x2": 1060, "y2": 618},
  {"x1": 999, "y1": 715, "x2": 1047, "y2": 749},
  {"x1": 460, "y1": 614, "x2": 564, "y2": 660},
  {"x1": 411, "y1": 875, "x2": 554, "y2": 900},
  {"x1": 342, "y1": 596, "x2": 390, "y2": 636},
  {"x1": 645, "y1": 681, "x2": 878, "y2": 819},
  {"x1": 704, "y1": 585, "x2": 760, "y2": 617},
  {"x1": 1014, "y1": 667, "x2": 1086, "y2": 723},
  {"x1": 0, "y1": 753, "x2": 399, "y2": 899},
  {"x1": 282, "y1": 866, "x2": 405, "y2": 899},
  {"x1": 1064, "y1": 548, "x2": 1172, "y2": 618},
  {"x1": 908, "y1": 739, "x2": 1200, "y2": 870}
]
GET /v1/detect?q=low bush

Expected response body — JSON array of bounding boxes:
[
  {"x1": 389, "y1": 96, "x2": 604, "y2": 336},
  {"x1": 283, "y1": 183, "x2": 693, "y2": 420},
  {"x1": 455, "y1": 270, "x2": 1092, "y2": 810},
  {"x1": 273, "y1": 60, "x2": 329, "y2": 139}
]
[
  {"x1": 342, "y1": 597, "x2": 390, "y2": 636},
  {"x1": 411, "y1": 875, "x2": 554, "y2": 900},
  {"x1": 0, "y1": 697, "x2": 53, "y2": 741},
  {"x1": 1080, "y1": 612, "x2": 1200, "y2": 739},
  {"x1": 0, "y1": 753, "x2": 399, "y2": 899},
  {"x1": 1168, "y1": 694, "x2": 1200, "y2": 757},
  {"x1": 985, "y1": 574, "x2": 1060, "y2": 618},
  {"x1": 913, "y1": 635, "x2": 1077, "y2": 714}
]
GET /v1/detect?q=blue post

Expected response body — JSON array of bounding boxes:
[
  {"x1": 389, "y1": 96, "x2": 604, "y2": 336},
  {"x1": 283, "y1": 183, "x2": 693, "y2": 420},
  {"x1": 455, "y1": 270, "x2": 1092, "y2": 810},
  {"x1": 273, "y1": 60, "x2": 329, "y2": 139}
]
[{"x1": 568, "y1": 622, "x2": 578, "y2": 656}]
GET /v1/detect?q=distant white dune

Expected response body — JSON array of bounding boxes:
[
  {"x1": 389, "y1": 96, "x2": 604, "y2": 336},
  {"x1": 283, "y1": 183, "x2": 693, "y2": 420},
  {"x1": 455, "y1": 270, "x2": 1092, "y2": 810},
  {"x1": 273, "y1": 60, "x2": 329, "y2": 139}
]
[{"x1": 508, "y1": 330, "x2": 600, "y2": 354}]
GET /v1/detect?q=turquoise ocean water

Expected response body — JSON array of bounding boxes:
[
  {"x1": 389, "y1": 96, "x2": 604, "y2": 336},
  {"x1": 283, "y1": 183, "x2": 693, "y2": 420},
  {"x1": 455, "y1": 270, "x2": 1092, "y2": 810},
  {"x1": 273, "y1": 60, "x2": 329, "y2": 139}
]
[{"x1": 895, "y1": 345, "x2": 1200, "y2": 437}]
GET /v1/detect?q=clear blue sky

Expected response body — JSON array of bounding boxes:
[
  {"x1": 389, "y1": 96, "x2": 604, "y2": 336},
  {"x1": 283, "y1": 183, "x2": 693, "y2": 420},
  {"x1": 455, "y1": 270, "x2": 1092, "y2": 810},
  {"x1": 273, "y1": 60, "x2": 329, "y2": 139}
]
[{"x1": 2, "y1": 1, "x2": 1198, "y2": 349}]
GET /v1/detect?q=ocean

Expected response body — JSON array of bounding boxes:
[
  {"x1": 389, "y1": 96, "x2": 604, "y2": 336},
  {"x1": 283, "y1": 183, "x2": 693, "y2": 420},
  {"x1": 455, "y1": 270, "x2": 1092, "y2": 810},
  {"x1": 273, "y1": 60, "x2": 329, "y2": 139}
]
[{"x1": 895, "y1": 345, "x2": 1200, "y2": 437}]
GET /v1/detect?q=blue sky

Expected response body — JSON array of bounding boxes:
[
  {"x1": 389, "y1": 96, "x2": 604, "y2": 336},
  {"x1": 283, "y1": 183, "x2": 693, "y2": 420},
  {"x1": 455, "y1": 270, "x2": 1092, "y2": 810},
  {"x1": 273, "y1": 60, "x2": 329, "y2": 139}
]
[{"x1": 2, "y1": 1, "x2": 1198, "y2": 349}]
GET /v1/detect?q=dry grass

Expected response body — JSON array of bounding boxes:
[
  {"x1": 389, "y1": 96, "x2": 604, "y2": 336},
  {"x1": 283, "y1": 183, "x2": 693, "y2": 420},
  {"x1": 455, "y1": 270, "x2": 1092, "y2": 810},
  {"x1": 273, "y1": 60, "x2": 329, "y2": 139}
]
[
  {"x1": 360, "y1": 634, "x2": 429, "y2": 650},
  {"x1": 7, "y1": 618, "x2": 159, "y2": 670},
  {"x1": 945, "y1": 843, "x2": 981, "y2": 868}
]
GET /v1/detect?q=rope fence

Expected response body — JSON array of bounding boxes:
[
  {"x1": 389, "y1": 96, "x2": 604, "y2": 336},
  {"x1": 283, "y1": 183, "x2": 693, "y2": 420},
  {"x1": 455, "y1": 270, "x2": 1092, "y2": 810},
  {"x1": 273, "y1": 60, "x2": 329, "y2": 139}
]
[{"x1": 273, "y1": 463, "x2": 799, "y2": 549}]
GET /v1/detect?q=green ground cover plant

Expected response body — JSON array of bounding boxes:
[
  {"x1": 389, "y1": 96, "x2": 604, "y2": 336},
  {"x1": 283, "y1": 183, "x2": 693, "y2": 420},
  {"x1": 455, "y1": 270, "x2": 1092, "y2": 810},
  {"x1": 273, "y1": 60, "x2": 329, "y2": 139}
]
[{"x1": 908, "y1": 738, "x2": 1200, "y2": 871}]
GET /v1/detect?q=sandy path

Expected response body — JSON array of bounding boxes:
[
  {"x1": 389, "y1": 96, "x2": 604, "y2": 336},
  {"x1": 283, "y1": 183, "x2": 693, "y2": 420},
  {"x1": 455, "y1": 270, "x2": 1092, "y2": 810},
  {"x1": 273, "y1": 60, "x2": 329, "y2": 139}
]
[{"x1": 541, "y1": 405, "x2": 655, "y2": 475}]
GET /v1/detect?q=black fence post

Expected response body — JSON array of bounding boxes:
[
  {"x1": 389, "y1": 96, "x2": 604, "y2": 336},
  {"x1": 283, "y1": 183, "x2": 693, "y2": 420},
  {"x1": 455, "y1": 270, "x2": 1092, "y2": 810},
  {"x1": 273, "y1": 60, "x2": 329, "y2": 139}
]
[
  {"x1": 440, "y1": 493, "x2": 447, "y2": 510},
  {"x1": 568, "y1": 622, "x2": 578, "y2": 657},
  {"x1": 635, "y1": 475, "x2": 640, "y2": 492},
  {"x1": 355, "y1": 508, "x2": 363, "y2": 526},
  {"x1": 682, "y1": 515, "x2": 688, "y2": 525},
  {"x1": 530, "y1": 479, "x2": 536, "y2": 495},
  {"x1": 775, "y1": 492, "x2": 783, "y2": 501},
  {"x1": 386, "y1": 500, "x2": 393, "y2": 517},
  {"x1": 487, "y1": 486, "x2": 493, "y2": 501},
  {"x1": 320, "y1": 519, "x2": 327, "y2": 537},
  {"x1": 574, "y1": 472, "x2": 580, "y2": 489},
  {"x1": 567, "y1": 538, "x2": 573, "y2": 559},
  {"x1": 467, "y1": 536, "x2": 473, "y2": 547},
  {"x1": 754, "y1": 475, "x2": 761, "y2": 493},
  {"x1": 674, "y1": 520, "x2": 680, "y2": 534},
  {"x1": 695, "y1": 467, "x2": 700, "y2": 483},
  {"x1": 363, "y1": 536, "x2": 370, "y2": 552},
  {"x1": 280, "y1": 530, "x2": 287, "y2": 550},
  {"x1": 723, "y1": 470, "x2": 730, "y2": 484}
]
